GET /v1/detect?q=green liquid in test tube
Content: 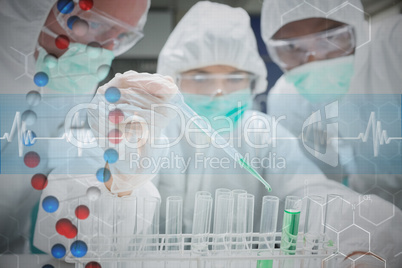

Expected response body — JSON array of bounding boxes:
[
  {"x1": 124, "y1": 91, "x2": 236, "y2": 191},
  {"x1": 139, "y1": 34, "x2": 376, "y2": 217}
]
[
  {"x1": 280, "y1": 196, "x2": 302, "y2": 255},
  {"x1": 257, "y1": 259, "x2": 273, "y2": 268},
  {"x1": 171, "y1": 92, "x2": 272, "y2": 192},
  {"x1": 281, "y1": 210, "x2": 300, "y2": 254}
]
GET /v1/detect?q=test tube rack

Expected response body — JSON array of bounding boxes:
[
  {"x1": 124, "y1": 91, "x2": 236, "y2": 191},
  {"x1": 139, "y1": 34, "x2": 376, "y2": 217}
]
[
  {"x1": 63, "y1": 193, "x2": 337, "y2": 267},
  {"x1": 66, "y1": 232, "x2": 336, "y2": 267}
]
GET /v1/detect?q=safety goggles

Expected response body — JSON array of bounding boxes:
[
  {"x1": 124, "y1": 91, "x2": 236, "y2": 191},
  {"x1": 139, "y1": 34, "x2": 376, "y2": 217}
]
[
  {"x1": 177, "y1": 73, "x2": 257, "y2": 96},
  {"x1": 53, "y1": 0, "x2": 144, "y2": 56},
  {"x1": 267, "y1": 24, "x2": 356, "y2": 70}
]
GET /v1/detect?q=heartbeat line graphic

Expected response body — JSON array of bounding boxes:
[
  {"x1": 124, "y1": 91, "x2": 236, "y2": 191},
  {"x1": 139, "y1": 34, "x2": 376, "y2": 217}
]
[
  {"x1": 0, "y1": 112, "x2": 96, "y2": 157},
  {"x1": 0, "y1": 112, "x2": 27, "y2": 157},
  {"x1": 332, "y1": 112, "x2": 402, "y2": 157}
]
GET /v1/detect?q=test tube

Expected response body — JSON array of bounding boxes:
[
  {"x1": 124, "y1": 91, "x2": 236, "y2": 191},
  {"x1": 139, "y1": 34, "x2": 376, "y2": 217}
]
[
  {"x1": 141, "y1": 196, "x2": 161, "y2": 252},
  {"x1": 213, "y1": 191, "x2": 234, "y2": 251},
  {"x1": 324, "y1": 194, "x2": 343, "y2": 254},
  {"x1": 232, "y1": 190, "x2": 247, "y2": 233},
  {"x1": 280, "y1": 196, "x2": 302, "y2": 255},
  {"x1": 231, "y1": 189, "x2": 247, "y2": 250},
  {"x1": 212, "y1": 192, "x2": 234, "y2": 268},
  {"x1": 165, "y1": 196, "x2": 183, "y2": 251},
  {"x1": 237, "y1": 193, "x2": 254, "y2": 240},
  {"x1": 214, "y1": 188, "x2": 232, "y2": 225},
  {"x1": 302, "y1": 195, "x2": 325, "y2": 268},
  {"x1": 92, "y1": 195, "x2": 115, "y2": 253},
  {"x1": 114, "y1": 196, "x2": 137, "y2": 252},
  {"x1": 304, "y1": 195, "x2": 325, "y2": 253},
  {"x1": 257, "y1": 196, "x2": 279, "y2": 268},
  {"x1": 192, "y1": 191, "x2": 213, "y2": 253}
]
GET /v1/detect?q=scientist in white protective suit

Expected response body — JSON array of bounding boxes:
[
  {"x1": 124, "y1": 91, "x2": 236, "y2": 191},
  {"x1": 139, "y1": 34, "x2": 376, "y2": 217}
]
[
  {"x1": 35, "y1": 1, "x2": 402, "y2": 267},
  {"x1": 261, "y1": 0, "x2": 402, "y2": 209},
  {"x1": 0, "y1": 0, "x2": 150, "y2": 255}
]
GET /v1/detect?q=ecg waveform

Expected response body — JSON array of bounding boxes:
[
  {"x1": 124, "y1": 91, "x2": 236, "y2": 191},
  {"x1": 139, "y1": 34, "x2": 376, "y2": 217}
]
[
  {"x1": 2, "y1": 110, "x2": 402, "y2": 158},
  {"x1": 335, "y1": 112, "x2": 402, "y2": 157},
  {"x1": 0, "y1": 111, "x2": 96, "y2": 157},
  {"x1": 0, "y1": 112, "x2": 26, "y2": 157}
]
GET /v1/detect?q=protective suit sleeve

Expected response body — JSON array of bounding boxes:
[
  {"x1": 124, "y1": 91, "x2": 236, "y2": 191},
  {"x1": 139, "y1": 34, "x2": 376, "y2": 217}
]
[
  {"x1": 33, "y1": 149, "x2": 161, "y2": 259},
  {"x1": 87, "y1": 71, "x2": 178, "y2": 194}
]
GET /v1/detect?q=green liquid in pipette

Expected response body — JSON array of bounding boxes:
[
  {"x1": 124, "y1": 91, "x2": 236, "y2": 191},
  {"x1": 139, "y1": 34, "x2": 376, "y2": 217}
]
[
  {"x1": 280, "y1": 209, "x2": 300, "y2": 255},
  {"x1": 238, "y1": 158, "x2": 272, "y2": 192}
]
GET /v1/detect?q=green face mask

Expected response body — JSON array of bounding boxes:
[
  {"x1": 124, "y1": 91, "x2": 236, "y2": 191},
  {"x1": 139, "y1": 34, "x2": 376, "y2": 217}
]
[
  {"x1": 183, "y1": 88, "x2": 252, "y2": 131},
  {"x1": 35, "y1": 43, "x2": 115, "y2": 93},
  {"x1": 284, "y1": 55, "x2": 355, "y2": 103}
]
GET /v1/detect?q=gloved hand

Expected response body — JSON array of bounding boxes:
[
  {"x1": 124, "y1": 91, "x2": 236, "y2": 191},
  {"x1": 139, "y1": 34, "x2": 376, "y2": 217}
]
[{"x1": 88, "y1": 71, "x2": 178, "y2": 194}]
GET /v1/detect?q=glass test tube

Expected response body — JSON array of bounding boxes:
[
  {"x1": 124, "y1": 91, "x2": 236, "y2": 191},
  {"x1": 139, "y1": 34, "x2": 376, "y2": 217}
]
[
  {"x1": 233, "y1": 193, "x2": 255, "y2": 268},
  {"x1": 232, "y1": 190, "x2": 247, "y2": 233},
  {"x1": 91, "y1": 195, "x2": 114, "y2": 254},
  {"x1": 214, "y1": 188, "x2": 232, "y2": 226},
  {"x1": 324, "y1": 194, "x2": 343, "y2": 254},
  {"x1": 302, "y1": 195, "x2": 325, "y2": 268},
  {"x1": 304, "y1": 195, "x2": 325, "y2": 253},
  {"x1": 141, "y1": 196, "x2": 161, "y2": 252},
  {"x1": 231, "y1": 189, "x2": 247, "y2": 250},
  {"x1": 192, "y1": 191, "x2": 213, "y2": 253},
  {"x1": 115, "y1": 196, "x2": 137, "y2": 252},
  {"x1": 213, "y1": 190, "x2": 234, "y2": 251},
  {"x1": 257, "y1": 196, "x2": 279, "y2": 268},
  {"x1": 165, "y1": 196, "x2": 183, "y2": 251},
  {"x1": 280, "y1": 196, "x2": 302, "y2": 255},
  {"x1": 237, "y1": 193, "x2": 254, "y2": 240}
]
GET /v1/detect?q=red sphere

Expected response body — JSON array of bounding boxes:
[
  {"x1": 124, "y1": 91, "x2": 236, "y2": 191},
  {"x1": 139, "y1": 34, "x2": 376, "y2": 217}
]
[
  {"x1": 85, "y1": 261, "x2": 101, "y2": 268},
  {"x1": 24, "y1": 151, "x2": 40, "y2": 168},
  {"x1": 108, "y1": 129, "x2": 122, "y2": 144},
  {"x1": 75, "y1": 205, "x2": 90, "y2": 220},
  {"x1": 56, "y1": 218, "x2": 72, "y2": 236},
  {"x1": 79, "y1": 0, "x2": 94, "y2": 10},
  {"x1": 65, "y1": 225, "x2": 78, "y2": 239},
  {"x1": 31, "y1": 173, "x2": 48, "y2": 190},
  {"x1": 55, "y1": 35, "x2": 70, "y2": 50},
  {"x1": 108, "y1": 109, "x2": 124, "y2": 124}
]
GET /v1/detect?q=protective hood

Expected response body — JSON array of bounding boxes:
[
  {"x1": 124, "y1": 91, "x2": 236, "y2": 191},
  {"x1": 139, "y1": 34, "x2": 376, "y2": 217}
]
[
  {"x1": 0, "y1": 0, "x2": 151, "y2": 60},
  {"x1": 157, "y1": 1, "x2": 268, "y2": 95},
  {"x1": 261, "y1": 0, "x2": 369, "y2": 48},
  {"x1": 0, "y1": 0, "x2": 57, "y2": 59},
  {"x1": 0, "y1": 0, "x2": 151, "y2": 95}
]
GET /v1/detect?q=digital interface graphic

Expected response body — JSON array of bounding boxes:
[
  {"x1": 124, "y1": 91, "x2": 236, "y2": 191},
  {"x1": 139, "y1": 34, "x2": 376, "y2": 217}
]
[{"x1": 1, "y1": 0, "x2": 401, "y2": 267}]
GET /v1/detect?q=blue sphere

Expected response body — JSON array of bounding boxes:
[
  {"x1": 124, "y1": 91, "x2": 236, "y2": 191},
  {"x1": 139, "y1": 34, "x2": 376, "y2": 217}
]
[
  {"x1": 22, "y1": 130, "x2": 36, "y2": 146},
  {"x1": 51, "y1": 244, "x2": 66, "y2": 259},
  {"x1": 70, "y1": 240, "x2": 88, "y2": 258},
  {"x1": 57, "y1": 0, "x2": 74, "y2": 14},
  {"x1": 42, "y1": 196, "x2": 59, "y2": 213},
  {"x1": 103, "y1": 149, "x2": 118, "y2": 164},
  {"x1": 34, "y1": 72, "x2": 49, "y2": 87},
  {"x1": 67, "y1": 16, "x2": 79, "y2": 29},
  {"x1": 42, "y1": 265, "x2": 54, "y2": 268},
  {"x1": 96, "y1": 168, "x2": 111, "y2": 182},
  {"x1": 105, "y1": 87, "x2": 121, "y2": 103}
]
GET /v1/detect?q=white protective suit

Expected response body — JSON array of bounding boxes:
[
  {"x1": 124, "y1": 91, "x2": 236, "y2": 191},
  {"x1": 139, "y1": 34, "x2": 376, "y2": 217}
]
[
  {"x1": 154, "y1": 2, "x2": 402, "y2": 267},
  {"x1": 33, "y1": 2, "x2": 402, "y2": 267},
  {"x1": 0, "y1": 0, "x2": 151, "y2": 255},
  {"x1": 261, "y1": 0, "x2": 402, "y2": 208}
]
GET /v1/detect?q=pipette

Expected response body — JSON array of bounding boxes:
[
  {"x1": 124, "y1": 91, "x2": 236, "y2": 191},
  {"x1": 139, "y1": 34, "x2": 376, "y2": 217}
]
[{"x1": 171, "y1": 92, "x2": 272, "y2": 192}]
